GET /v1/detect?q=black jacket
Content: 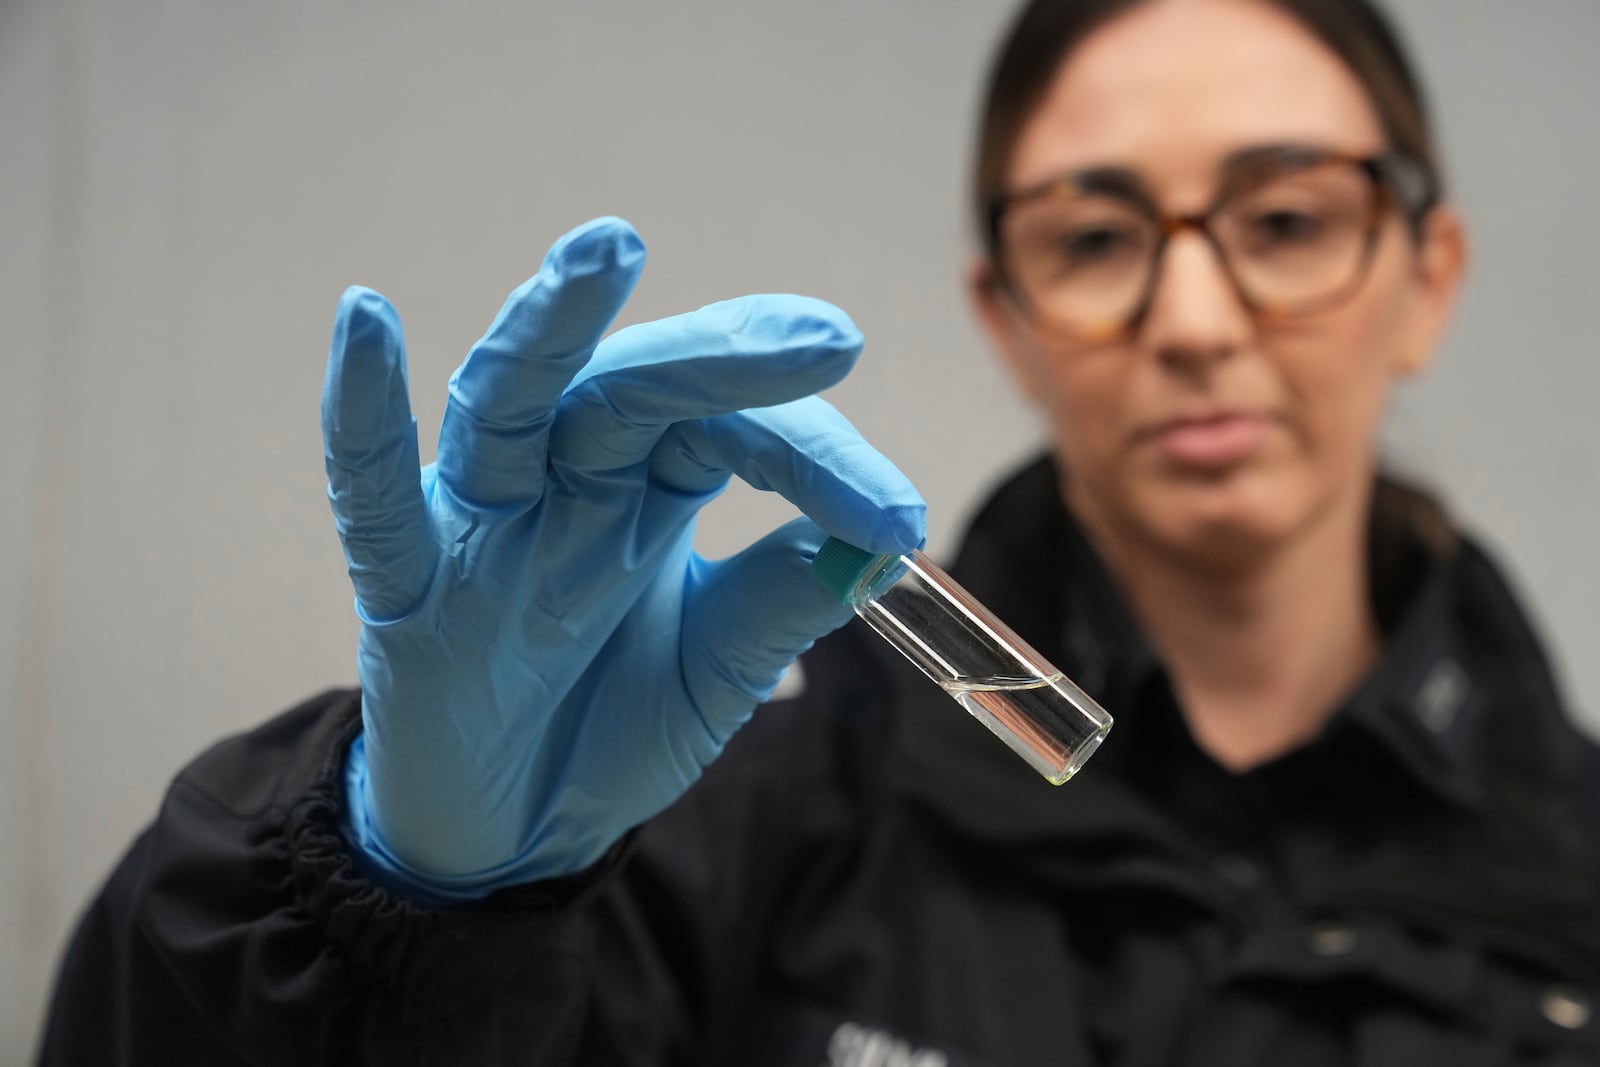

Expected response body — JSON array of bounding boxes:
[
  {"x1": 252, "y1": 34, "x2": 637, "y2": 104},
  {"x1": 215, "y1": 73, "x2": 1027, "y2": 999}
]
[{"x1": 39, "y1": 456, "x2": 1600, "y2": 1066}]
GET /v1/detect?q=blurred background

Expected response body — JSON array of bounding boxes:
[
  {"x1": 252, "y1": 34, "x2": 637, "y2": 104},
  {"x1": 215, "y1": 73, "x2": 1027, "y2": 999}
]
[{"x1": 2, "y1": 0, "x2": 1596, "y2": 1057}]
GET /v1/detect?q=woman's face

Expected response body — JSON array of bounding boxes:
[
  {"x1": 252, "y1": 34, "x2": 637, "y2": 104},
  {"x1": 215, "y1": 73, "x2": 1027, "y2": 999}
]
[{"x1": 975, "y1": 0, "x2": 1464, "y2": 569}]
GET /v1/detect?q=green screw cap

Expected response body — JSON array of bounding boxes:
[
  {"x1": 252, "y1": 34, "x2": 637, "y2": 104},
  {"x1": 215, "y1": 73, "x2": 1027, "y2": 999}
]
[{"x1": 811, "y1": 536, "x2": 883, "y2": 604}]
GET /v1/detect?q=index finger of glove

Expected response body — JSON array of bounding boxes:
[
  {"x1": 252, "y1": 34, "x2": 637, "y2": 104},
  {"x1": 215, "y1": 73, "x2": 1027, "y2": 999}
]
[
  {"x1": 436, "y1": 216, "x2": 646, "y2": 506},
  {"x1": 650, "y1": 396, "x2": 927, "y2": 556},
  {"x1": 322, "y1": 288, "x2": 435, "y2": 620},
  {"x1": 545, "y1": 294, "x2": 863, "y2": 480}
]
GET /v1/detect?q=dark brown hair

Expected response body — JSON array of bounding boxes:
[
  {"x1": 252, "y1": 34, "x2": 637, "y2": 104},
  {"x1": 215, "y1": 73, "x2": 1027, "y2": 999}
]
[{"x1": 972, "y1": 0, "x2": 1443, "y2": 240}]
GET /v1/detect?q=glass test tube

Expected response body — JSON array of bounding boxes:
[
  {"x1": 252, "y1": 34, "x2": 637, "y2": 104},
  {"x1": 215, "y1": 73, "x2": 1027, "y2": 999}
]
[{"x1": 812, "y1": 538, "x2": 1112, "y2": 785}]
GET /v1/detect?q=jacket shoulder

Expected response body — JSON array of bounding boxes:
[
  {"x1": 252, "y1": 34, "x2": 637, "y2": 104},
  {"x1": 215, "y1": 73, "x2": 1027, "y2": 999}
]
[{"x1": 171, "y1": 686, "x2": 359, "y2": 819}]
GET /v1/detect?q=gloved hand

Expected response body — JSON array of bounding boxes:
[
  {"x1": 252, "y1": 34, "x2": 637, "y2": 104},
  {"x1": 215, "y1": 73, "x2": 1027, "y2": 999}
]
[{"x1": 322, "y1": 217, "x2": 924, "y2": 903}]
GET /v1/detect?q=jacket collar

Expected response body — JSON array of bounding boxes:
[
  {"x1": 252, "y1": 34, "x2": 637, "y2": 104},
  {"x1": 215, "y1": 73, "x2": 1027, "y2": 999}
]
[{"x1": 891, "y1": 454, "x2": 1489, "y2": 809}]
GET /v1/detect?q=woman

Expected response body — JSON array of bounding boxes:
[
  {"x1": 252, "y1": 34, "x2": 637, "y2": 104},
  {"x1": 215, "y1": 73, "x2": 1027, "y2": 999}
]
[{"x1": 40, "y1": 0, "x2": 1600, "y2": 1063}]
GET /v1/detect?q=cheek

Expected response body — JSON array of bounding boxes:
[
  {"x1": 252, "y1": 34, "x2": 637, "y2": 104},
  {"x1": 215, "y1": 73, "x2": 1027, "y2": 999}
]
[
  {"x1": 1032, "y1": 344, "x2": 1140, "y2": 472},
  {"x1": 1275, "y1": 295, "x2": 1410, "y2": 471}
]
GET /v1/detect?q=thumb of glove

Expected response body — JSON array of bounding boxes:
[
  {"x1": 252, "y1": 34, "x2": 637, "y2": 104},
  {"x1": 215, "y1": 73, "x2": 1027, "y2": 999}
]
[{"x1": 679, "y1": 518, "x2": 869, "y2": 734}]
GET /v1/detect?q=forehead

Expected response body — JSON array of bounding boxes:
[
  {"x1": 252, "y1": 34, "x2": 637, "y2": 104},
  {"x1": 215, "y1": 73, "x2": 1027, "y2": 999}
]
[{"x1": 1007, "y1": 0, "x2": 1388, "y2": 195}]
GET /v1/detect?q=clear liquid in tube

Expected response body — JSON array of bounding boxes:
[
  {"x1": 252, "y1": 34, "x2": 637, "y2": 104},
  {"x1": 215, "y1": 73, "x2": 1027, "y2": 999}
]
[{"x1": 939, "y1": 673, "x2": 1107, "y2": 785}]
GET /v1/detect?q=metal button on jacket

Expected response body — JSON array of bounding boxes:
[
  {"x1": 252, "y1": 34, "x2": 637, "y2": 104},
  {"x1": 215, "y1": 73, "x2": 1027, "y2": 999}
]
[
  {"x1": 1308, "y1": 922, "x2": 1356, "y2": 957},
  {"x1": 1541, "y1": 985, "x2": 1592, "y2": 1030},
  {"x1": 1414, "y1": 656, "x2": 1469, "y2": 733}
]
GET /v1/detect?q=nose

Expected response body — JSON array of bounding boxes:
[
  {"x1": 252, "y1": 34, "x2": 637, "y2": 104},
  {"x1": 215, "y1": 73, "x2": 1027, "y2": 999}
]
[{"x1": 1138, "y1": 227, "x2": 1253, "y2": 372}]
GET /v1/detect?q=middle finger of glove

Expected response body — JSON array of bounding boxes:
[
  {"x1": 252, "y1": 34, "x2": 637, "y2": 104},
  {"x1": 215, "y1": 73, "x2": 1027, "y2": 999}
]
[{"x1": 436, "y1": 216, "x2": 646, "y2": 509}]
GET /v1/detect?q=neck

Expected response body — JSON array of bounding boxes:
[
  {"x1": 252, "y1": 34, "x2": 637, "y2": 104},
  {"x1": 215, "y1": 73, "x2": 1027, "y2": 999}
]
[{"x1": 1079, "y1": 485, "x2": 1380, "y2": 771}]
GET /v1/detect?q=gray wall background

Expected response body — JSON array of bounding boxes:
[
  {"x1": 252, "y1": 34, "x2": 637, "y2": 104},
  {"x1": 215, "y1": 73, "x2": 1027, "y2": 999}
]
[{"x1": 3, "y1": 0, "x2": 1596, "y2": 1057}]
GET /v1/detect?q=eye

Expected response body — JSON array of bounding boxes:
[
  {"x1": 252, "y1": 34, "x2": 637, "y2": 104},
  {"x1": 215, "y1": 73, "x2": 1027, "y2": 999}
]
[
  {"x1": 1247, "y1": 209, "x2": 1327, "y2": 246},
  {"x1": 1056, "y1": 226, "x2": 1140, "y2": 265}
]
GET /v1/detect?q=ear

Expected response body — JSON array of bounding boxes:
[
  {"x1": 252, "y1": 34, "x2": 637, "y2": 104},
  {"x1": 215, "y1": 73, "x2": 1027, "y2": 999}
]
[
  {"x1": 1393, "y1": 204, "x2": 1468, "y2": 379},
  {"x1": 968, "y1": 257, "x2": 1046, "y2": 404}
]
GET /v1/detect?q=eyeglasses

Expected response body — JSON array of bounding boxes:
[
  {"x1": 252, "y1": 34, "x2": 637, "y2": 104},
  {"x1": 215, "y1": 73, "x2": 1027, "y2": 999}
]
[{"x1": 984, "y1": 147, "x2": 1438, "y2": 341}]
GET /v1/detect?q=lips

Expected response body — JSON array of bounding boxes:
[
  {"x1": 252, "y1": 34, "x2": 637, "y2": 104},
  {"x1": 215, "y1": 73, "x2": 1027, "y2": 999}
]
[{"x1": 1148, "y1": 411, "x2": 1273, "y2": 468}]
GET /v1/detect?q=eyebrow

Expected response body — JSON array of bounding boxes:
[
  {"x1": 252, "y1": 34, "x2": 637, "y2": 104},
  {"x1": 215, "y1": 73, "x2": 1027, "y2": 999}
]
[
  {"x1": 1219, "y1": 141, "x2": 1356, "y2": 178},
  {"x1": 1009, "y1": 141, "x2": 1355, "y2": 203}
]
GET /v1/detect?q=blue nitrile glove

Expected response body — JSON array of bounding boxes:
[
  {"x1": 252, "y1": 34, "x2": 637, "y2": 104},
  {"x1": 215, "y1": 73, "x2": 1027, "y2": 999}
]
[{"x1": 322, "y1": 217, "x2": 925, "y2": 903}]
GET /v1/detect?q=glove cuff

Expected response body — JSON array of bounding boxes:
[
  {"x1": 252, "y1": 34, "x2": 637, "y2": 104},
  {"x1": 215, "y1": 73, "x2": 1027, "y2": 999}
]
[{"x1": 340, "y1": 733, "x2": 611, "y2": 904}]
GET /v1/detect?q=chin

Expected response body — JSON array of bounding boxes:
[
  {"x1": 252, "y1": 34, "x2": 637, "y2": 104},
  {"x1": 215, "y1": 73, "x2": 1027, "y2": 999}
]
[{"x1": 1132, "y1": 471, "x2": 1317, "y2": 569}]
